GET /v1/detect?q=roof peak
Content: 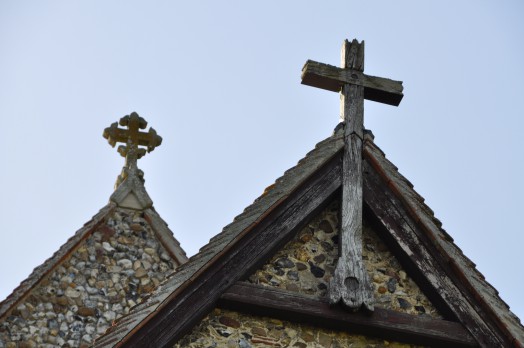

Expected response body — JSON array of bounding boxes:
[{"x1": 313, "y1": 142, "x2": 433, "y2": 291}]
[{"x1": 103, "y1": 112, "x2": 162, "y2": 209}]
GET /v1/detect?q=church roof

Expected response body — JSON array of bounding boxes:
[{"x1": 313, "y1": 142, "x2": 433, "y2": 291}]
[
  {"x1": 0, "y1": 113, "x2": 188, "y2": 347},
  {"x1": 95, "y1": 126, "x2": 524, "y2": 347},
  {"x1": 0, "y1": 203, "x2": 188, "y2": 319}
]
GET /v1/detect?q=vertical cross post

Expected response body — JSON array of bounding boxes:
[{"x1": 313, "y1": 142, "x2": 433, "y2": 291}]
[
  {"x1": 301, "y1": 39, "x2": 403, "y2": 311},
  {"x1": 329, "y1": 39, "x2": 373, "y2": 311}
]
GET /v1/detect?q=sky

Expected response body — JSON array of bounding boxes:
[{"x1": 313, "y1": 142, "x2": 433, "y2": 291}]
[{"x1": 1, "y1": 1, "x2": 523, "y2": 324}]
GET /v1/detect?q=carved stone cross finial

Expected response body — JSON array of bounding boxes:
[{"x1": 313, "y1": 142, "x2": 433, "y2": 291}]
[
  {"x1": 301, "y1": 39, "x2": 403, "y2": 311},
  {"x1": 103, "y1": 112, "x2": 162, "y2": 187}
]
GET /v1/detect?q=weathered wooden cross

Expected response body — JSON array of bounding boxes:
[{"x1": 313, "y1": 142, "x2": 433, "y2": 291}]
[
  {"x1": 103, "y1": 112, "x2": 162, "y2": 184},
  {"x1": 302, "y1": 39, "x2": 403, "y2": 311}
]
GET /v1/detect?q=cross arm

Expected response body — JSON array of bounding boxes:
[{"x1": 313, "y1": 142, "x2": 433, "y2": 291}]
[
  {"x1": 103, "y1": 123, "x2": 162, "y2": 150},
  {"x1": 301, "y1": 60, "x2": 404, "y2": 106}
]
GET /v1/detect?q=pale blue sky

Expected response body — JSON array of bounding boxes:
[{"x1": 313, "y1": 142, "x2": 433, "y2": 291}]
[{"x1": 1, "y1": 1, "x2": 523, "y2": 322}]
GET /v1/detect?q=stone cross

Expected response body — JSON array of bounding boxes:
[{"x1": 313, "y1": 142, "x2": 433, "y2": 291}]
[
  {"x1": 103, "y1": 112, "x2": 162, "y2": 186},
  {"x1": 301, "y1": 39, "x2": 403, "y2": 311}
]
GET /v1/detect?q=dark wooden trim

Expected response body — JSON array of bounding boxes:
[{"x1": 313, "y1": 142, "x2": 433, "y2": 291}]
[
  {"x1": 362, "y1": 159, "x2": 508, "y2": 347},
  {"x1": 218, "y1": 282, "x2": 477, "y2": 348},
  {"x1": 123, "y1": 155, "x2": 343, "y2": 347},
  {"x1": 301, "y1": 60, "x2": 403, "y2": 106}
]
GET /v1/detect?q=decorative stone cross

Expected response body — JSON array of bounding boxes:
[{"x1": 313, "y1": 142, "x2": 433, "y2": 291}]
[
  {"x1": 301, "y1": 39, "x2": 403, "y2": 311},
  {"x1": 103, "y1": 112, "x2": 162, "y2": 186}
]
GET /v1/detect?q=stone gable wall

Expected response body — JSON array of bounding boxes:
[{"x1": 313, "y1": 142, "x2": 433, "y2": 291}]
[
  {"x1": 174, "y1": 308, "x2": 425, "y2": 348},
  {"x1": 247, "y1": 200, "x2": 442, "y2": 318},
  {"x1": 0, "y1": 208, "x2": 179, "y2": 348}
]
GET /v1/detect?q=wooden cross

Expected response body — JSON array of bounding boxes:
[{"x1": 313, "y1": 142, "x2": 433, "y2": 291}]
[
  {"x1": 302, "y1": 39, "x2": 403, "y2": 311},
  {"x1": 103, "y1": 112, "x2": 162, "y2": 183}
]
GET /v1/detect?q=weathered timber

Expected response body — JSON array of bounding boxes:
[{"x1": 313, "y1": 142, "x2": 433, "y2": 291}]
[
  {"x1": 330, "y1": 132, "x2": 374, "y2": 310},
  {"x1": 301, "y1": 60, "x2": 404, "y2": 106},
  {"x1": 302, "y1": 39, "x2": 404, "y2": 312},
  {"x1": 123, "y1": 155, "x2": 343, "y2": 347},
  {"x1": 328, "y1": 39, "x2": 374, "y2": 311},
  {"x1": 362, "y1": 157, "x2": 508, "y2": 347},
  {"x1": 342, "y1": 38, "x2": 365, "y2": 71},
  {"x1": 218, "y1": 282, "x2": 477, "y2": 348}
]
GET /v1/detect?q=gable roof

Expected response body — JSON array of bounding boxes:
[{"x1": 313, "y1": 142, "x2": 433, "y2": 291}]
[
  {"x1": 0, "y1": 178, "x2": 188, "y2": 340},
  {"x1": 95, "y1": 125, "x2": 524, "y2": 348},
  {"x1": 0, "y1": 203, "x2": 113, "y2": 320}
]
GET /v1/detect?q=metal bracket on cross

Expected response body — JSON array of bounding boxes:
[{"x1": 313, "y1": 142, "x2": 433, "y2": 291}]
[{"x1": 301, "y1": 39, "x2": 403, "y2": 311}]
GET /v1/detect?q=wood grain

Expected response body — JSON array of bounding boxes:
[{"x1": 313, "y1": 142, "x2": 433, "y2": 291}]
[
  {"x1": 328, "y1": 39, "x2": 374, "y2": 311},
  {"x1": 219, "y1": 282, "x2": 477, "y2": 347},
  {"x1": 301, "y1": 60, "x2": 403, "y2": 106},
  {"x1": 342, "y1": 38, "x2": 364, "y2": 70}
]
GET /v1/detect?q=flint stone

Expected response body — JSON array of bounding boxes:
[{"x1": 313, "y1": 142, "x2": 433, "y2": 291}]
[
  {"x1": 145, "y1": 239, "x2": 159, "y2": 248},
  {"x1": 103, "y1": 311, "x2": 116, "y2": 322},
  {"x1": 397, "y1": 298, "x2": 412, "y2": 310},
  {"x1": 47, "y1": 319, "x2": 59, "y2": 330},
  {"x1": 65, "y1": 288, "x2": 81, "y2": 298},
  {"x1": 107, "y1": 265, "x2": 122, "y2": 273},
  {"x1": 130, "y1": 223, "x2": 142, "y2": 231},
  {"x1": 219, "y1": 316, "x2": 240, "y2": 328},
  {"x1": 135, "y1": 268, "x2": 147, "y2": 278},
  {"x1": 116, "y1": 259, "x2": 133, "y2": 269},
  {"x1": 387, "y1": 278, "x2": 397, "y2": 293},
  {"x1": 320, "y1": 241, "x2": 333, "y2": 252},
  {"x1": 60, "y1": 322, "x2": 68, "y2": 332},
  {"x1": 317, "y1": 283, "x2": 327, "y2": 290},
  {"x1": 82, "y1": 334, "x2": 93, "y2": 343},
  {"x1": 272, "y1": 267, "x2": 284, "y2": 276},
  {"x1": 122, "y1": 269, "x2": 135, "y2": 277},
  {"x1": 313, "y1": 254, "x2": 326, "y2": 263},
  {"x1": 319, "y1": 220, "x2": 333, "y2": 233},
  {"x1": 399, "y1": 270, "x2": 407, "y2": 280},
  {"x1": 18, "y1": 310, "x2": 30, "y2": 321},
  {"x1": 287, "y1": 271, "x2": 299, "y2": 281},
  {"x1": 415, "y1": 305, "x2": 426, "y2": 313},
  {"x1": 275, "y1": 258, "x2": 294, "y2": 269},
  {"x1": 76, "y1": 262, "x2": 86, "y2": 270},
  {"x1": 308, "y1": 262, "x2": 325, "y2": 278},
  {"x1": 77, "y1": 307, "x2": 95, "y2": 317},
  {"x1": 296, "y1": 262, "x2": 307, "y2": 271},
  {"x1": 102, "y1": 242, "x2": 115, "y2": 252},
  {"x1": 144, "y1": 248, "x2": 156, "y2": 256},
  {"x1": 239, "y1": 338, "x2": 251, "y2": 348}
]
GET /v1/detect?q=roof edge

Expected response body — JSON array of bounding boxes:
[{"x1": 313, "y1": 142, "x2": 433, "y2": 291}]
[
  {"x1": 0, "y1": 203, "x2": 117, "y2": 321},
  {"x1": 145, "y1": 208, "x2": 188, "y2": 266},
  {"x1": 363, "y1": 137, "x2": 524, "y2": 346}
]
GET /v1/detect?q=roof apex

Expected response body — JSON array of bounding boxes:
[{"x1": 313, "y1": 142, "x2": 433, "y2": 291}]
[
  {"x1": 96, "y1": 125, "x2": 524, "y2": 347},
  {"x1": 110, "y1": 172, "x2": 153, "y2": 209}
]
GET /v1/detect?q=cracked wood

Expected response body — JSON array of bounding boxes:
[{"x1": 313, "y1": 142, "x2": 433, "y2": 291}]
[{"x1": 302, "y1": 39, "x2": 404, "y2": 311}]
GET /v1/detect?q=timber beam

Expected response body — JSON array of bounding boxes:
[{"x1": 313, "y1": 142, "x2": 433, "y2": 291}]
[
  {"x1": 219, "y1": 282, "x2": 477, "y2": 348},
  {"x1": 301, "y1": 60, "x2": 403, "y2": 106}
]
